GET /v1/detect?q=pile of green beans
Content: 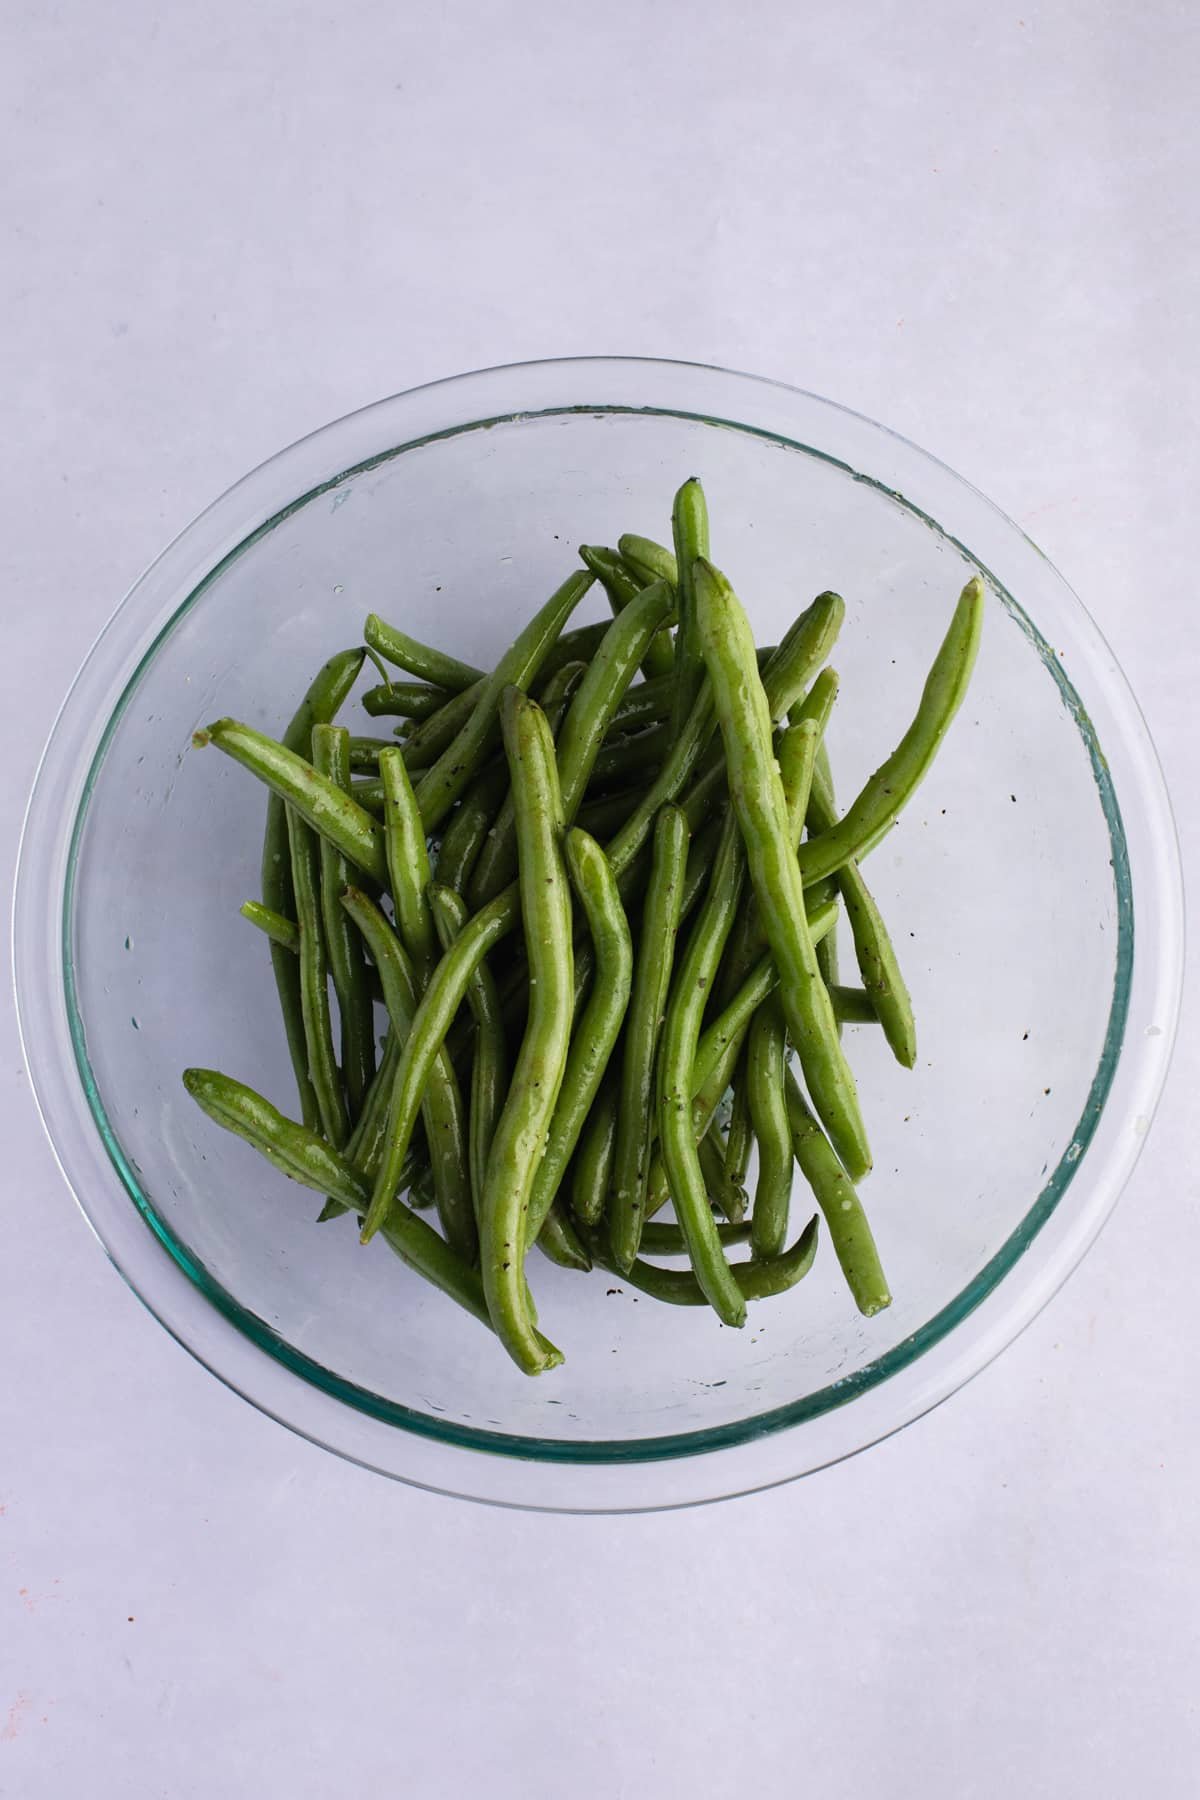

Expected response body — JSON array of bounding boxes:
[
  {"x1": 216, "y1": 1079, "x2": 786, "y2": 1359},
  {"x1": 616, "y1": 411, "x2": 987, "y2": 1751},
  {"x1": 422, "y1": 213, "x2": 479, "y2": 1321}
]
[{"x1": 185, "y1": 482, "x2": 985, "y2": 1374}]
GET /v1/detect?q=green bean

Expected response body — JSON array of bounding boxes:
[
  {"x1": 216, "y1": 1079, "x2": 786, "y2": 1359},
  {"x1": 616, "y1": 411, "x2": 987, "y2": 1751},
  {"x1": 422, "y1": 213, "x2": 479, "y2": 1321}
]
[
  {"x1": 694, "y1": 558, "x2": 871, "y2": 1179},
  {"x1": 670, "y1": 477, "x2": 710, "y2": 733},
  {"x1": 342, "y1": 683, "x2": 798, "y2": 1249},
  {"x1": 680, "y1": 593, "x2": 845, "y2": 835},
  {"x1": 378, "y1": 746, "x2": 438, "y2": 984},
  {"x1": 617, "y1": 532, "x2": 678, "y2": 591},
  {"x1": 747, "y1": 995, "x2": 793, "y2": 1260},
  {"x1": 698, "y1": 1125, "x2": 747, "y2": 1226},
  {"x1": 361, "y1": 682, "x2": 453, "y2": 721},
  {"x1": 476, "y1": 688, "x2": 575, "y2": 1374},
  {"x1": 639, "y1": 1218, "x2": 750, "y2": 1255},
  {"x1": 429, "y1": 884, "x2": 507, "y2": 1222},
  {"x1": 182, "y1": 1068, "x2": 491, "y2": 1329},
  {"x1": 554, "y1": 580, "x2": 675, "y2": 818},
  {"x1": 413, "y1": 568, "x2": 594, "y2": 832},
  {"x1": 346, "y1": 735, "x2": 397, "y2": 767},
  {"x1": 657, "y1": 809, "x2": 747, "y2": 1327},
  {"x1": 311, "y1": 726, "x2": 376, "y2": 1118},
  {"x1": 830, "y1": 985, "x2": 883, "y2": 1023},
  {"x1": 692, "y1": 895, "x2": 839, "y2": 1122},
  {"x1": 723, "y1": 1072, "x2": 753, "y2": 1190},
  {"x1": 798, "y1": 576, "x2": 985, "y2": 885},
  {"x1": 343, "y1": 889, "x2": 476, "y2": 1262},
  {"x1": 465, "y1": 660, "x2": 587, "y2": 909},
  {"x1": 202, "y1": 718, "x2": 388, "y2": 885},
  {"x1": 433, "y1": 763, "x2": 510, "y2": 895},
  {"x1": 364, "y1": 612, "x2": 484, "y2": 692},
  {"x1": 285, "y1": 807, "x2": 349, "y2": 1148},
  {"x1": 578, "y1": 544, "x2": 642, "y2": 610},
  {"x1": 610, "y1": 805, "x2": 689, "y2": 1272},
  {"x1": 606, "y1": 674, "x2": 674, "y2": 733},
  {"x1": 579, "y1": 546, "x2": 675, "y2": 680},
  {"x1": 588, "y1": 1213, "x2": 819, "y2": 1307},
  {"x1": 604, "y1": 680, "x2": 717, "y2": 883},
  {"x1": 395, "y1": 677, "x2": 485, "y2": 767},
  {"x1": 470, "y1": 578, "x2": 672, "y2": 907},
  {"x1": 258, "y1": 647, "x2": 365, "y2": 1129},
  {"x1": 536, "y1": 1203, "x2": 593, "y2": 1272},
  {"x1": 808, "y1": 761, "x2": 917, "y2": 1067},
  {"x1": 575, "y1": 786, "x2": 645, "y2": 841},
  {"x1": 570, "y1": 1074, "x2": 619, "y2": 1229},
  {"x1": 358, "y1": 884, "x2": 522, "y2": 1228},
  {"x1": 525, "y1": 828, "x2": 633, "y2": 1248},
  {"x1": 345, "y1": 1030, "x2": 401, "y2": 1178},
  {"x1": 588, "y1": 721, "x2": 671, "y2": 787},
  {"x1": 784, "y1": 1070, "x2": 890, "y2": 1316},
  {"x1": 541, "y1": 619, "x2": 614, "y2": 678},
  {"x1": 240, "y1": 900, "x2": 299, "y2": 954}
]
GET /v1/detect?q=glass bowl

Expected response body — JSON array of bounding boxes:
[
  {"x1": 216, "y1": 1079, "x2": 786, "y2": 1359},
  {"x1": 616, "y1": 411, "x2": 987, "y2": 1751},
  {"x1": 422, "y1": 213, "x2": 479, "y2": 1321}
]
[{"x1": 13, "y1": 358, "x2": 1183, "y2": 1511}]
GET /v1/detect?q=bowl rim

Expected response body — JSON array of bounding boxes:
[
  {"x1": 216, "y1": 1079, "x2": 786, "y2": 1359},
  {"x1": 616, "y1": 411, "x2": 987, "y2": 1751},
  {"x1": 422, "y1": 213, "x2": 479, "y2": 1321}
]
[{"x1": 13, "y1": 355, "x2": 1186, "y2": 1508}]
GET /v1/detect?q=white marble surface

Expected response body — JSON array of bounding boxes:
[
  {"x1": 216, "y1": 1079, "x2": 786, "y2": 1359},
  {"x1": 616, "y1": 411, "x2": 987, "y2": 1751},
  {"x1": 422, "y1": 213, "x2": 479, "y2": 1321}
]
[{"x1": 2, "y1": 3, "x2": 1196, "y2": 1793}]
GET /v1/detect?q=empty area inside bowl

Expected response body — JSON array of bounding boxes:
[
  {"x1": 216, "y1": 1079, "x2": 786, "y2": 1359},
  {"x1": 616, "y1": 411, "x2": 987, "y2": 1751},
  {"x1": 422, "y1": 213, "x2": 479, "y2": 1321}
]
[{"x1": 66, "y1": 407, "x2": 1126, "y2": 1456}]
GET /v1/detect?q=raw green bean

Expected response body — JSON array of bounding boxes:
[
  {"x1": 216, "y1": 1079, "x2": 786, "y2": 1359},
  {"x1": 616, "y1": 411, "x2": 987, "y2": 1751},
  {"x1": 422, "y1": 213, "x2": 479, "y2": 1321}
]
[
  {"x1": 579, "y1": 546, "x2": 675, "y2": 680},
  {"x1": 785, "y1": 1070, "x2": 890, "y2": 1316},
  {"x1": 311, "y1": 725, "x2": 376, "y2": 1118},
  {"x1": 477, "y1": 688, "x2": 575, "y2": 1374},
  {"x1": 639, "y1": 1218, "x2": 750, "y2": 1255},
  {"x1": 337, "y1": 675, "x2": 817, "y2": 1253},
  {"x1": 348, "y1": 735, "x2": 400, "y2": 766},
  {"x1": 723, "y1": 1072, "x2": 753, "y2": 1191},
  {"x1": 657, "y1": 809, "x2": 747, "y2": 1327},
  {"x1": 604, "y1": 680, "x2": 717, "y2": 883},
  {"x1": 606, "y1": 674, "x2": 674, "y2": 733},
  {"x1": 396, "y1": 678, "x2": 485, "y2": 767},
  {"x1": 343, "y1": 889, "x2": 476, "y2": 1262},
  {"x1": 536, "y1": 1204, "x2": 593, "y2": 1272},
  {"x1": 203, "y1": 718, "x2": 388, "y2": 885},
  {"x1": 694, "y1": 557, "x2": 871, "y2": 1180},
  {"x1": 698, "y1": 1125, "x2": 747, "y2": 1226},
  {"x1": 610, "y1": 804, "x2": 689, "y2": 1272},
  {"x1": 798, "y1": 576, "x2": 985, "y2": 885},
  {"x1": 240, "y1": 900, "x2": 299, "y2": 954},
  {"x1": 575, "y1": 786, "x2": 645, "y2": 841},
  {"x1": 413, "y1": 568, "x2": 593, "y2": 832},
  {"x1": 571, "y1": 1074, "x2": 619, "y2": 1229},
  {"x1": 747, "y1": 995, "x2": 793, "y2": 1260},
  {"x1": 433, "y1": 763, "x2": 509, "y2": 895},
  {"x1": 588, "y1": 1213, "x2": 820, "y2": 1306},
  {"x1": 361, "y1": 683, "x2": 453, "y2": 721},
  {"x1": 670, "y1": 477, "x2": 710, "y2": 733},
  {"x1": 808, "y1": 762, "x2": 917, "y2": 1067},
  {"x1": 617, "y1": 532, "x2": 678, "y2": 591},
  {"x1": 345, "y1": 1031, "x2": 401, "y2": 1179},
  {"x1": 259, "y1": 647, "x2": 365, "y2": 1129},
  {"x1": 525, "y1": 828, "x2": 633, "y2": 1248},
  {"x1": 429, "y1": 884, "x2": 507, "y2": 1222},
  {"x1": 182, "y1": 1068, "x2": 491, "y2": 1329},
  {"x1": 830, "y1": 985, "x2": 883, "y2": 1023},
  {"x1": 692, "y1": 894, "x2": 840, "y2": 1126},
  {"x1": 578, "y1": 544, "x2": 642, "y2": 610},
  {"x1": 554, "y1": 579, "x2": 675, "y2": 819},
  {"x1": 286, "y1": 807, "x2": 349, "y2": 1148},
  {"x1": 378, "y1": 746, "x2": 438, "y2": 983},
  {"x1": 465, "y1": 659, "x2": 587, "y2": 909},
  {"x1": 541, "y1": 619, "x2": 614, "y2": 678},
  {"x1": 364, "y1": 612, "x2": 484, "y2": 691},
  {"x1": 588, "y1": 721, "x2": 671, "y2": 787}
]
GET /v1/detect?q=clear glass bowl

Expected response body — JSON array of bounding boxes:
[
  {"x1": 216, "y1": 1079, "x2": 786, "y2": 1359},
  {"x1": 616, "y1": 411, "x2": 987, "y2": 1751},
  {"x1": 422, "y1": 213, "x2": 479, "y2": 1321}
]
[{"x1": 13, "y1": 358, "x2": 1183, "y2": 1511}]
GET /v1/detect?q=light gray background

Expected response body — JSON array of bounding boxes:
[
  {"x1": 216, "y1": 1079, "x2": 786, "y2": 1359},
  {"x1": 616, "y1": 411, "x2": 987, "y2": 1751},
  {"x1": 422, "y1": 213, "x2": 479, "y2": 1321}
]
[{"x1": 3, "y1": 4, "x2": 1196, "y2": 1794}]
